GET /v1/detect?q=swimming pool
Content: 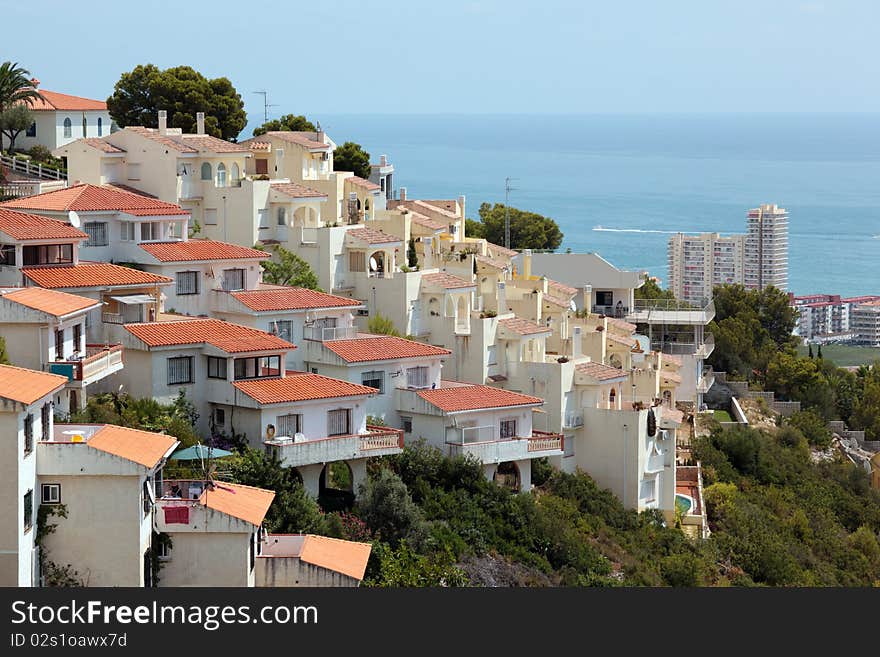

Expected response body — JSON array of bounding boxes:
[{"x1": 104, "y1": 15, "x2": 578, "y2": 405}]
[{"x1": 675, "y1": 493, "x2": 694, "y2": 516}]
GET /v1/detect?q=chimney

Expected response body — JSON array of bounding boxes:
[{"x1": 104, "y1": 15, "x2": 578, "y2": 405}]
[
  {"x1": 496, "y1": 281, "x2": 507, "y2": 314},
  {"x1": 380, "y1": 154, "x2": 387, "y2": 166},
  {"x1": 582, "y1": 284, "x2": 593, "y2": 313},
  {"x1": 522, "y1": 249, "x2": 532, "y2": 279},
  {"x1": 458, "y1": 195, "x2": 466, "y2": 221},
  {"x1": 572, "y1": 325, "x2": 583, "y2": 358},
  {"x1": 399, "y1": 187, "x2": 407, "y2": 201},
  {"x1": 158, "y1": 110, "x2": 167, "y2": 135},
  {"x1": 196, "y1": 112, "x2": 205, "y2": 135}
]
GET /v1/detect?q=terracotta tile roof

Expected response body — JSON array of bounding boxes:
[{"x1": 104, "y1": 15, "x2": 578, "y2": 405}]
[
  {"x1": 546, "y1": 278, "x2": 577, "y2": 296},
  {"x1": 125, "y1": 318, "x2": 294, "y2": 353},
  {"x1": 346, "y1": 176, "x2": 380, "y2": 191},
  {"x1": 661, "y1": 406, "x2": 684, "y2": 425},
  {"x1": 662, "y1": 353, "x2": 683, "y2": 366},
  {"x1": 298, "y1": 535, "x2": 372, "y2": 580},
  {"x1": 232, "y1": 372, "x2": 376, "y2": 404},
  {"x1": 607, "y1": 332, "x2": 637, "y2": 348},
  {"x1": 248, "y1": 141, "x2": 271, "y2": 151},
  {"x1": 270, "y1": 182, "x2": 327, "y2": 199},
  {"x1": 416, "y1": 383, "x2": 543, "y2": 413},
  {"x1": 126, "y1": 126, "x2": 249, "y2": 153},
  {"x1": 396, "y1": 199, "x2": 458, "y2": 219},
  {"x1": 346, "y1": 226, "x2": 402, "y2": 245},
  {"x1": 421, "y1": 271, "x2": 475, "y2": 290},
  {"x1": 406, "y1": 211, "x2": 446, "y2": 232},
  {"x1": 475, "y1": 254, "x2": 510, "y2": 270},
  {"x1": 259, "y1": 131, "x2": 330, "y2": 150},
  {"x1": 80, "y1": 138, "x2": 125, "y2": 153},
  {"x1": 23, "y1": 262, "x2": 172, "y2": 289},
  {"x1": 543, "y1": 293, "x2": 570, "y2": 309},
  {"x1": 322, "y1": 335, "x2": 451, "y2": 363},
  {"x1": 0, "y1": 208, "x2": 88, "y2": 240},
  {"x1": 1, "y1": 287, "x2": 99, "y2": 317},
  {"x1": 126, "y1": 126, "x2": 198, "y2": 152},
  {"x1": 418, "y1": 200, "x2": 459, "y2": 214},
  {"x1": 85, "y1": 425, "x2": 178, "y2": 468},
  {"x1": 607, "y1": 317, "x2": 637, "y2": 332},
  {"x1": 230, "y1": 287, "x2": 361, "y2": 312},
  {"x1": 200, "y1": 481, "x2": 275, "y2": 526},
  {"x1": 2, "y1": 184, "x2": 188, "y2": 216},
  {"x1": 575, "y1": 361, "x2": 629, "y2": 381},
  {"x1": 26, "y1": 89, "x2": 106, "y2": 111},
  {"x1": 486, "y1": 242, "x2": 518, "y2": 258},
  {"x1": 140, "y1": 240, "x2": 268, "y2": 262},
  {"x1": 0, "y1": 364, "x2": 67, "y2": 405},
  {"x1": 498, "y1": 316, "x2": 552, "y2": 336},
  {"x1": 660, "y1": 371, "x2": 682, "y2": 385}
]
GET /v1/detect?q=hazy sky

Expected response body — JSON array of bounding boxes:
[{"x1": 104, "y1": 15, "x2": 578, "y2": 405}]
[{"x1": 5, "y1": 0, "x2": 877, "y2": 128}]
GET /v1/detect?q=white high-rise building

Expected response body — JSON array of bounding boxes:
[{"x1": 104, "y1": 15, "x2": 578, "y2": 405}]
[
  {"x1": 744, "y1": 203, "x2": 788, "y2": 291},
  {"x1": 668, "y1": 232, "x2": 745, "y2": 305}
]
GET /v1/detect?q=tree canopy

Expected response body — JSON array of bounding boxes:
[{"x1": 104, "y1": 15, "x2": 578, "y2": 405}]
[
  {"x1": 0, "y1": 104, "x2": 32, "y2": 151},
  {"x1": 252, "y1": 114, "x2": 316, "y2": 136},
  {"x1": 634, "y1": 276, "x2": 675, "y2": 301},
  {"x1": 260, "y1": 245, "x2": 320, "y2": 289},
  {"x1": 0, "y1": 61, "x2": 42, "y2": 113},
  {"x1": 106, "y1": 64, "x2": 246, "y2": 140},
  {"x1": 332, "y1": 141, "x2": 371, "y2": 179},
  {"x1": 468, "y1": 203, "x2": 563, "y2": 251}
]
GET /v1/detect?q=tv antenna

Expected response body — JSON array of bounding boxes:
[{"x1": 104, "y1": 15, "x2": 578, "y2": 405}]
[
  {"x1": 504, "y1": 177, "x2": 517, "y2": 249},
  {"x1": 252, "y1": 91, "x2": 278, "y2": 123}
]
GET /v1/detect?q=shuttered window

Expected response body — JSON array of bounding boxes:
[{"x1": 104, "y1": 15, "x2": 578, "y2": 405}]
[
  {"x1": 176, "y1": 271, "x2": 199, "y2": 295},
  {"x1": 500, "y1": 419, "x2": 517, "y2": 439},
  {"x1": 41, "y1": 403, "x2": 51, "y2": 441},
  {"x1": 361, "y1": 370, "x2": 385, "y2": 394},
  {"x1": 222, "y1": 268, "x2": 245, "y2": 291},
  {"x1": 327, "y1": 409, "x2": 350, "y2": 436},
  {"x1": 277, "y1": 414, "x2": 302, "y2": 437},
  {"x1": 84, "y1": 221, "x2": 108, "y2": 246},
  {"x1": 406, "y1": 366, "x2": 428, "y2": 389},
  {"x1": 167, "y1": 357, "x2": 193, "y2": 385},
  {"x1": 349, "y1": 251, "x2": 365, "y2": 272}
]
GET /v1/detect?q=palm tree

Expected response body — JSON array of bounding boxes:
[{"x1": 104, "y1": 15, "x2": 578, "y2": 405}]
[{"x1": 0, "y1": 61, "x2": 42, "y2": 112}]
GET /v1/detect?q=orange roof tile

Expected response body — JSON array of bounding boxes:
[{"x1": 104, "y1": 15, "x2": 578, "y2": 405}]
[
  {"x1": 248, "y1": 141, "x2": 271, "y2": 151},
  {"x1": 607, "y1": 317, "x2": 637, "y2": 332},
  {"x1": 85, "y1": 425, "x2": 178, "y2": 468},
  {"x1": 298, "y1": 535, "x2": 372, "y2": 580},
  {"x1": 661, "y1": 371, "x2": 683, "y2": 385},
  {"x1": 230, "y1": 287, "x2": 361, "y2": 312},
  {"x1": 0, "y1": 208, "x2": 88, "y2": 240},
  {"x1": 0, "y1": 364, "x2": 67, "y2": 405},
  {"x1": 259, "y1": 131, "x2": 330, "y2": 150},
  {"x1": 80, "y1": 138, "x2": 125, "y2": 153},
  {"x1": 475, "y1": 254, "x2": 510, "y2": 270},
  {"x1": 607, "y1": 333, "x2": 637, "y2": 348},
  {"x1": 2, "y1": 184, "x2": 188, "y2": 216},
  {"x1": 140, "y1": 240, "x2": 268, "y2": 262},
  {"x1": 200, "y1": 481, "x2": 275, "y2": 526},
  {"x1": 322, "y1": 335, "x2": 451, "y2": 363},
  {"x1": 406, "y1": 211, "x2": 447, "y2": 232},
  {"x1": 662, "y1": 353, "x2": 682, "y2": 366},
  {"x1": 575, "y1": 361, "x2": 628, "y2": 381},
  {"x1": 23, "y1": 263, "x2": 172, "y2": 289},
  {"x1": 421, "y1": 271, "x2": 475, "y2": 290},
  {"x1": 26, "y1": 89, "x2": 106, "y2": 111},
  {"x1": 547, "y1": 279, "x2": 578, "y2": 296},
  {"x1": 125, "y1": 318, "x2": 294, "y2": 354},
  {"x1": 1, "y1": 287, "x2": 99, "y2": 317},
  {"x1": 486, "y1": 242, "x2": 518, "y2": 258},
  {"x1": 498, "y1": 316, "x2": 552, "y2": 336},
  {"x1": 543, "y1": 293, "x2": 570, "y2": 309},
  {"x1": 418, "y1": 200, "x2": 459, "y2": 213},
  {"x1": 346, "y1": 226, "x2": 402, "y2": 245},
  {"x1": 346, "y1": 176, "x2": 380, "y2": 191},
  {"x1": 662, "y1": 406, "x2": 684, "y2": 425},
  {"x1": 270, "y1": 182, "x2": 327, "y2": 199},
  {"x1": 126, "y1": 126, "x2": 249, "y2": 153},
  {"x1": 233, "y1": 372, "x2": 376, "y2": 404},
  {"x1": 416, "y1": 383, "x2": 543, "y2": 413},
  {"x1": 395, "y1": 199, "x2": 458, "y2": 219}
]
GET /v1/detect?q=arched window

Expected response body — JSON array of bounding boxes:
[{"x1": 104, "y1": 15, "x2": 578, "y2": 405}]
[
  {"x1": 97, "y1": 117, "x2": 103, "y2": 136},
  {"x1": 63, "y1": 117, "x2": 72, "y2": 138},
  {"x1": 231, "y1": 163, "x2": 240, "y2": 184},
  {"x1": 277, "y1": 206, "x2": 286, "y2": 226},
  {"x1": 609, "y1": 388, "x2": 617, "y2": 404},
  {"x1": 201, "y1": 162, "x2": 212, "y2": 180},
  {"x1": 216, "y1": 163, "x2": 227, "y2": 188}
]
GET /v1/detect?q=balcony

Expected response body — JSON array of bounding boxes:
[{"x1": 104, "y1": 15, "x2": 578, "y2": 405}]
[
  {"x1": 446, "y1": 431, "x2": 563, "y2": 463},
  {"x1": 48, "y1": 344, "x2": 124, "y2": 384},
  {"x1": 265, "y1": 425, "x2": 404, "y2": 468},
  {"x1": 627, "y1": 298, "x2": 715, "y2": 325},
  {"x1": 697, "y1": 369, "x2": 715, "y2": 394},
  {"x1": 650, "y1": 332, "x2": 714, "y2": 358},
  {"x1": 303, "y1": 325, "x2": 358, "y2": 341},
  {"x1": 563, "y1": 412, "x2": 584, "y2": 428}
]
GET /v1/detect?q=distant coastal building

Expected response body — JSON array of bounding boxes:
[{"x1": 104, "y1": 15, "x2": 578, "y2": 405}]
[
  {"x1": 789, "y1": 293, "x2": 880, "y2": 343},
  {"x1": 667, "y1": 203, "x2": 788, "y2": 304},
  {"x1": 851, "y1": 300, "x2": 880, "y2": 347}
]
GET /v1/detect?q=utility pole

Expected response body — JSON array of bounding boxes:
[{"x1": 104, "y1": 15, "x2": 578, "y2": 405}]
[
  {"x1": 252, "y1": 91, "x2": 277, "y2": 123},
  {"x1": 504, "y1": 176, "x2": 517, "y2": 249}
]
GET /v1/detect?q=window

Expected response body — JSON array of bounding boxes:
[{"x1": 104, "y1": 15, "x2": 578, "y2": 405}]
[
  {"x1": 41, "y1": 484, "x2": 61, "y2": 504},
  {"x1": 167, "y1": 222, "x2": 183, "y2": 239},
  {"x1": 120, "y1": 222, "x2": 134, "y2": 241},
  {"x1": 361, "y1": 370, "x2": 385, "y2": 394},
  {"x1": 231, "y1": 163, "x2": 240, "y2": 183},
  {"x1": 63, "y1": 117, "x2": 72, "y2": 138},
  {"x1": 127, "y1": 163, "x2": 141, "y2": 180},
  {"x1": 83, "y1": 221, "x2": 109, "y2": 246},
  {"x1": 595, "y1": 291, "x2": 614, "y2": 307},
  {"x1": 406, "y1": 366, "x2": 429, "y2": 389},
  {"x1": 500, "y1": 419, "x2": 517, "y2": 439},
  {"x1": 24, "y1": 413, "x2": 34, "y2": 455},
  {"x1": 73, "y1": 324, "x2": 82, "y2": 355},
  {"x1": 401, "y1": 416, "x2": 413, "y2": 434},
  {"x1": 55, "y1": 329, "x2": 64, "y2": 360},
  {"x1": 349, "y1": 251, "x2": 366, "y2": 272},
  {"x1": 233, "y1": 355, "x2": 281, "y2": 380},
  {"x1": 249, "y1": 532, "x2": 255, "y2": 571},
  {"x1": 82, "y1": 115, "x2": 87, "y2": 137},
  {"x1": 277, "y1": 206, "x2": 286, "y2": 226},
  {"x1": 97, "y1": 117, "x2": 103, "y2": 136},
  {"x1": 216, "y1": 163, "x2": 227, "y2": 187},
  {"x1": 204, "y1": 208, "x2": 217, "y2": 225},
  {"x1": 41, "y1": 403, "x2": 50, "y2": 441},
  {"x1": 23, "y1": 490, "x2": 33, "y2": 531},
  {"x1": 255, "y1": 158, "x2": 268, "y2": 175},
  {"x1": 214, "y1": 408, "x2": 225, "y2": 427},
  {"x1": 140, "y1": 222, "x2": 160, "y2": 241},
  {"x1": 487, "y1": 345, "x2": 498, "y2": 366},
  {"x1": 207, "y1": 356, "x2": 227, "y2": 379},
  {"x1": 258, "y1": 209, "x2": 269, "y2": 229},
  {"x1": 0, "y1": 244, "x2": 15, "y2": 265},
  {"x1": 22, "y1": 244, "x2": 73, "y2": 265},
  {"x1": 26, "y1": 122, "x2": 36, "y2": 137},
  {"x1": 167, "y1": 356, "x2": 193, "y2": 385},
  {"x1": 269, "y1": 320, "x2": 292, "y2": 340},
  {"x1": 176, "y1": 271, "x2": 199, "y2": 295},
  {"x1": 143, "y1": 478, "x2": 155, "y2": 515},
  {"x1": 201, "y1": 162, "x2": 212, "y2": 180},
  {"x1": 277, "y1": 413, "x2": 302, "y2": 437},
  {"x1": 222, "y1": 268, "x2": 245, "y2": 291},
  {"x1": 327, "y1": 409, "x2": 350, "y2": 436}
]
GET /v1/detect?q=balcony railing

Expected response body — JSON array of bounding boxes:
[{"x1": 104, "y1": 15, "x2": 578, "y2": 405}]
[
  {"x1": 303, "y1": 325, "x2": 358, "y2": 341},
  {"x1": 265, "y1": 426, "x2": 404, "y2": 468},
  {"x1": 48, "y1": 344, "x2": 124, "y2": 382},
  {"x1": 627, "y1": 298, "x2": 716, "y2": 325},
  {"x1": 102, "y1": 312, "x2": 124, "y2": 324},
  {"x1": 447, "y1": 432, "x2": 564, "y2": 463},
  {"x1": 528, "y1": 430, "x2": 564, "y2": 452},
  {"x1": 563, "y1": 412, "x2": 584, "y2": 428},
  {"x1": 697, "y1": 370, "x2": 715, "y2": 394}
]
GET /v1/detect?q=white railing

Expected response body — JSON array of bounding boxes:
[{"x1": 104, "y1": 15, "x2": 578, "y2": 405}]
[
  {"x1": 303, "y1": 325, "x2": 358, "y2": 341},
  {"x1": 527, "y1": 431, "x2": 564, "y2": 452},
  {"x1": 461, "y1": 425, "x2": 496, "y2": 443},
  {"x1": 101, "y1": 312, "x2": 124, "y2": 325},
  {"x1": 1, "y1": 154, "x2": 67, "y2": 181},
  {"x1": 81, "y1": 345, "x2": 124, "y2": 381},
  {"x1": 359, "y1": 427, "x2": 404, "y2": 451}
]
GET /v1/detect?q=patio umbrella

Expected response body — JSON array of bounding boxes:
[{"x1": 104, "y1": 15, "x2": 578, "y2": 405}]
[{"x1": 169, "y1": 444, "x2": 233, "y2": 461}]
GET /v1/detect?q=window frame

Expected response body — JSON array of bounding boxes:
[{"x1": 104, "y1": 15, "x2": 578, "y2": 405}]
[
  {"x1": 500, "y1": 418, "x2": 517, "y2": 439},
  {"x1": 175, "y1": 271, "x2": 200, "y2": 296},
  {"x1": 406, "y1": 366, "x2": 429, "y2": 389},
  {"x1": 41, "y1": 483, "x2": 61, "y2": 505},
  {"x1": 207, "y1": 356, "x2": 228, "y2": 380},
  {"x1": 233, "y1": 355, "x2": 281, "y2": 380},
  {"x1": 23, "y1": 490, "x2": 33, "y2": 532},
  {"x1": 24, "y1": 413, "x2": 34, "y2": 455},
  {"x1": 222, "y1": 268, "x2": 246, "y2": 292},
  {"x1": 167, "y1": 356, "x2": 194, "y2": 385},
  {"x1": 276, "y1": 413, "x2": 302, "y2": 437},
  {"x1": 361, "y1": 370, "x2": 385, "y2": 394},
  {"x1": 41, "y1": 402, "x2": 51, "y2": 441},
  {"x1": 83, "y1": 221, "x2": 109, "y2": 246},
  {"x1": 201, "y1": 162, "x2": 213, "y2": 181},
  {"x1": 62, "y1": 117, "x2": 72, "y2": 138},
  {"x1": 327, "y1": 408, "x2": 351, "y2": 436},
  {"x1": 26, "y1": 121, "x2": 36, "y2": 137}
]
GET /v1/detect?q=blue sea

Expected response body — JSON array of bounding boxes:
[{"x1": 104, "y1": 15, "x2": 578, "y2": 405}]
[{"x1": 315, "y1": 114, "x2": 880, "y2": 297}]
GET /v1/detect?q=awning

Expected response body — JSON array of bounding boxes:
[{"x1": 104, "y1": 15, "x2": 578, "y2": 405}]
[{"x1": 110, "y1": 294, "x2": 155, "y2": 305}]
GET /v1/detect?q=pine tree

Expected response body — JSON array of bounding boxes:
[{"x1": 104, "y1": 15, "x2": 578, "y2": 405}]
[
  {"x1": 817, "y1": 344, "x2": 823, "y2": 360},
  {"x1": 808, "y1": 344, "x2": 814, "y2": 359},
  {"x1": 407, "y1": 237, "x2": 418, "y2": 269}
]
